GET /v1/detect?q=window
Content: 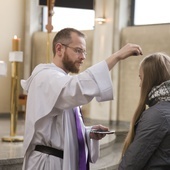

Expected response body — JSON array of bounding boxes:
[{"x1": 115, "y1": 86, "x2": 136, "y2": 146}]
[
  {"x1": 132, "y1": 0, "x2": 170, "y2": 25},
  {"x1": 42, "y1": 7, "x2": 95, "y2": 32}
]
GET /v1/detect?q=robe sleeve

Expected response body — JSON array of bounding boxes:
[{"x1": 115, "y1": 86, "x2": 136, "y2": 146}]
[
  {"x1": 85, "y1": 126, "x2": 100, "y2": 163},
  {"x1": 55, "y1": 61, "x2": 113, "y2": 110}
]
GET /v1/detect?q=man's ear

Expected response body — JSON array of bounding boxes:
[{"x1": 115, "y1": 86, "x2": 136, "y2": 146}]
[{"x1": 55, "y1": 43, "x2": 64, "y2": 57}]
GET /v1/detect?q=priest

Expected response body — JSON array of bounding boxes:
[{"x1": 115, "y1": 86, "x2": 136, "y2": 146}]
[{"x1": 21, "y1": 28, "x2": 142, "y2": 170}]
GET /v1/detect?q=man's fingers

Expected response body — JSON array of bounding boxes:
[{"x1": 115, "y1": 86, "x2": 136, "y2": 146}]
[{"x1": 132, "y1": 45, "x2": 143, "y2": 56}]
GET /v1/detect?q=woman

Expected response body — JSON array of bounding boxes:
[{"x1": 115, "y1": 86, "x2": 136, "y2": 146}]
[{"x1": 118, "y1": 52, "x2": 170, "y2": 170}]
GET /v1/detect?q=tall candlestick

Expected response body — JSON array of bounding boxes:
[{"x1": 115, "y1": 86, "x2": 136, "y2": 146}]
[
  {"x1": 12, "y1": 35, "x2": 20, "y2": 51},
  {"x1": 2, "y1": 35, "x2": 23, "y2": 142}
]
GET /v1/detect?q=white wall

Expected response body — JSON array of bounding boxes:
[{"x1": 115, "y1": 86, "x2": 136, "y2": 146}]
[{"x1": 0, "y1": 0, "x2": 25, "y2": 113}]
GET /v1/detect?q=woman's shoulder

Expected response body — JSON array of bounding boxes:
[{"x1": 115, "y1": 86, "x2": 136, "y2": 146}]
[
  {"x1": 142, "y1": 101, "x2": 170, "y2": 124},
  {"x1": 146, "y1": 101, "x2": 170, "y2": 114}
]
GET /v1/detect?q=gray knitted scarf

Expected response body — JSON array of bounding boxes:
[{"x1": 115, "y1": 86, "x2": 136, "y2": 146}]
[{"x1": 148, "y1": 80, "x2": 170, "y2": 104}]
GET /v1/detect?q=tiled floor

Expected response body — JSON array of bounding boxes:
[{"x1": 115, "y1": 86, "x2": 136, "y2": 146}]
[
  {"x1": 0, "y1": 117, "x2": 24, "y2": 160},
  {"x1": 0, "y1": 115, "x2": 129, "y2": 169}
]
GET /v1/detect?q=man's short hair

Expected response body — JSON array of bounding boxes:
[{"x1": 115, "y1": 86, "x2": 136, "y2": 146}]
[{"x1": 52, "y1": 28, "x2": 85, "y2": 56}]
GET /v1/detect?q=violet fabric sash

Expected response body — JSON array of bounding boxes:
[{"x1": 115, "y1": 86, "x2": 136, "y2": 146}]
[{"x1": 74, "y1": 107, "x2": 89, "y2": 170}]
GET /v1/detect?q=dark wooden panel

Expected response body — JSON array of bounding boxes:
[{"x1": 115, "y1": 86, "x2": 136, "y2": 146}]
[{"x1": 39, "y1": 0, "x2": 94, "y2": 10}]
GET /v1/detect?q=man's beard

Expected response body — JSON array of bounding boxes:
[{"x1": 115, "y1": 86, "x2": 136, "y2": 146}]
[{"x1": 62, "y1": 52, "x2": 80, "y2": 73}]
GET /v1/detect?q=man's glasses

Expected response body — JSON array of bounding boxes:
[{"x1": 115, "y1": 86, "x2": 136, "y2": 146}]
[{"x1": 61, "y1": 44, "x2": 87, "y2": 56}]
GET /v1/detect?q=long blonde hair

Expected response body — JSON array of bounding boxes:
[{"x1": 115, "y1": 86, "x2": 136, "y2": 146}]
[{"x1": 121, "y1": 52, "x2": 170, "y2": 156}]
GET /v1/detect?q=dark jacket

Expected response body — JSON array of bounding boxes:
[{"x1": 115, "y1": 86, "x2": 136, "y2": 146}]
[{"x1": 118, "y1": 101, "x2": 170, "y2": 170}]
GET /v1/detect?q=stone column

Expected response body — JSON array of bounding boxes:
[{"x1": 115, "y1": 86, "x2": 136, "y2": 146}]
[
  {"x1": 23, "y1": 0, "x2": 42, "y2": 79},
  {"x1": 88, "y1": 0, "x2": 131, "y2": 123}
]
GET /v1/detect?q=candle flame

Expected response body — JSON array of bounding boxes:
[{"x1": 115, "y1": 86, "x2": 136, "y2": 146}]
[{"x1": 14, "y1": 35, "x2": 18, "y2": 39}]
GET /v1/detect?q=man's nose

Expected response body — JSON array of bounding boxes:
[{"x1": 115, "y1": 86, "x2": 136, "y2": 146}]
[{"x1": 80, "y1": 53, "x2": 86, "y2": 60}]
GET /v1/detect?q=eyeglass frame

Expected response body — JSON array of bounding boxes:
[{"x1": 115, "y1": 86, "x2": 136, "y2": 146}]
[{"x1": 61, "y1": 43, "x2": 87, "y2": 56}]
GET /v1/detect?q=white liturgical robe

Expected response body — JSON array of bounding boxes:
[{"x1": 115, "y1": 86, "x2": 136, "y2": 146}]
[{"x1": 21, "y1": 61, "x2": 113, "y2": 170}]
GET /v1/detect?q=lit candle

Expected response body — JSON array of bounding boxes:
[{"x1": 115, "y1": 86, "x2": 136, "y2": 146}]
[{"x1": 12, "y1": 35, "x2": 20, "y2": 51}]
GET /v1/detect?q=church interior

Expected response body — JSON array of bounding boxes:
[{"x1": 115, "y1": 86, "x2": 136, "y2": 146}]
[{"x1": 0, "y1": 0, "x2": 170, "y2": 169}]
